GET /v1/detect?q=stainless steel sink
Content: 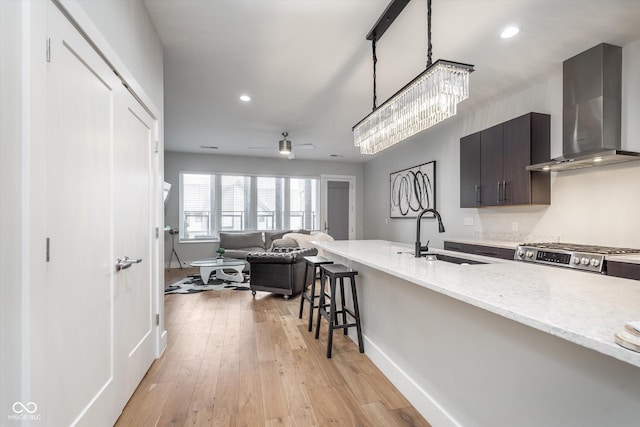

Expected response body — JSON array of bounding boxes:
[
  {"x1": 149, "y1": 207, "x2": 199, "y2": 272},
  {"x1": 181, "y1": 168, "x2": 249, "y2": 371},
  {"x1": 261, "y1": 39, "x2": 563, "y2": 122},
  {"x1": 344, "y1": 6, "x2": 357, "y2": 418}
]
[{"x1": 421, "y1": 253, "x2": 487, "y2": 265}]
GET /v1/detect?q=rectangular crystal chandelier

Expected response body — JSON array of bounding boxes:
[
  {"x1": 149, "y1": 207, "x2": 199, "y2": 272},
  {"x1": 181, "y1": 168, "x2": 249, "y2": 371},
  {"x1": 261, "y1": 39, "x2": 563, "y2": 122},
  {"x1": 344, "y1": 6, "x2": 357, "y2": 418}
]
[{"x1": 353, "y1": 59, "x2": 473, "y2": 155}]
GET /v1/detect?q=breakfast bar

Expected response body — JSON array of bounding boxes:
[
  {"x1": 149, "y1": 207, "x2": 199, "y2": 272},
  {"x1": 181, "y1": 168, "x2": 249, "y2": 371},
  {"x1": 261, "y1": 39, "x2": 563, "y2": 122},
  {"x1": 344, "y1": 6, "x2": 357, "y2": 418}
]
[{"x1": 313, "y1": 239, "x2": 640, "y2": 427}]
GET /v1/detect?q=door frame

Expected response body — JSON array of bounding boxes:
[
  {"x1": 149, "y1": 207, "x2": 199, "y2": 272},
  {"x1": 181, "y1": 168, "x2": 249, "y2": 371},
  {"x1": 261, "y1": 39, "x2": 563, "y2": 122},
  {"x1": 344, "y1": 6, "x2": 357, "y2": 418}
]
[{"x1": 320, "y1": 175, "x2": 356, "y2": 240}]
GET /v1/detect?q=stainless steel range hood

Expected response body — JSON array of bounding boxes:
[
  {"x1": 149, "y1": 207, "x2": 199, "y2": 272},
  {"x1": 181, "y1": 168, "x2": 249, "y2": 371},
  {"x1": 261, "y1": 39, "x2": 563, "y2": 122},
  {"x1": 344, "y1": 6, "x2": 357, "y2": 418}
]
[{"x1": 527, "y1": 43, "x2": 640, "y2": 172}]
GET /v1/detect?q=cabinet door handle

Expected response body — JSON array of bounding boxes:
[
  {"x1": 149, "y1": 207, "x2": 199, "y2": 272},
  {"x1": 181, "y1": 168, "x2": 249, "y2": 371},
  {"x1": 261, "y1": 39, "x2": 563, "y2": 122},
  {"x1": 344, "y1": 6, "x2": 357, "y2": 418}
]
[
  {"x1": 502, "y1": 180, "x2": 507, "y2": 202},
  {"x1": 497, "y1": 181, "x2": 501, "y2": 203},
  {"x1": 475, "y1": 184, "x2": 480, "y2": 204}
]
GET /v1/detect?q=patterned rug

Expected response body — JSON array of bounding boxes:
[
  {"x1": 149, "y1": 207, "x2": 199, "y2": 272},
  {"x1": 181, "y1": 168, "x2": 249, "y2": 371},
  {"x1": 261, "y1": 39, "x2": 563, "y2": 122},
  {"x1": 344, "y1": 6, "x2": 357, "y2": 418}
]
[{"x1": 165, "y1": 274, "x2": 251, "y2": 294}]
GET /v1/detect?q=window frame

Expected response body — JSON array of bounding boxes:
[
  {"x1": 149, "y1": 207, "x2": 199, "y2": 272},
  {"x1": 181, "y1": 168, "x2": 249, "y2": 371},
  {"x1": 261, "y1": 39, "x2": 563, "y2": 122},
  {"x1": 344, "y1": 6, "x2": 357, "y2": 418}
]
[{"x1": 178, "y1": 171, "x2": 320, "y2": 242}]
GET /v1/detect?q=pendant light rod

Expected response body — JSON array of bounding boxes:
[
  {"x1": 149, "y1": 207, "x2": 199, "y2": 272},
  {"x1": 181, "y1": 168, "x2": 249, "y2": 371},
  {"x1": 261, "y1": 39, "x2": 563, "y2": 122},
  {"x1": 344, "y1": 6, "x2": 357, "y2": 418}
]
[
  {"x1": 366, "y1": 0, "x2": 411, "y2": 41},
  {"x1": 372, "y1": 38, "x2": 378, "y2": 111},
  {"x1": 427, "y1": 0, "x2": 432, "y2": 67}
]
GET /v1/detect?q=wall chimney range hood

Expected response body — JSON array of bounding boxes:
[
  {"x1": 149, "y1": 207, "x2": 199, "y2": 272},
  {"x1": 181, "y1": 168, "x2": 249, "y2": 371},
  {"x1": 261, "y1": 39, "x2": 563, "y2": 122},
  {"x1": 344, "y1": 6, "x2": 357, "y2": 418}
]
[{"x1": 527, "y1": 43, "x2": 640, "y2": 172}]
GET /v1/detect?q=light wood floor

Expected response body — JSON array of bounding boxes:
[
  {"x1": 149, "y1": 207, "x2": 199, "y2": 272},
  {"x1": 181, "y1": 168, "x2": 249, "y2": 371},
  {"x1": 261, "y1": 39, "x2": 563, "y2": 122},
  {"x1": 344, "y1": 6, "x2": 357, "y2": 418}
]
[{"x1": 114, "y1": 268, "x2": 431, "y2": 426}]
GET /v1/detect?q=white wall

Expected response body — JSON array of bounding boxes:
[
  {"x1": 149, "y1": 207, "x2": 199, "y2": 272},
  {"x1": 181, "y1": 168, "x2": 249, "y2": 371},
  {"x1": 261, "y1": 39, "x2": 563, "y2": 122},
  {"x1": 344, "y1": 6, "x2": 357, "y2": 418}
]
[
  {"x1": 0, "y1": 0, "x2": 26, "y2": 416},
  {"x1": 364, "y1": 39, "x2": 640, "y2": 249},
  {"x1": 164, "y1": 152, "x2": 364, "y2": 265},
  {"x1": 71, "y1": 0, "x2": 164, "y2": 112}
]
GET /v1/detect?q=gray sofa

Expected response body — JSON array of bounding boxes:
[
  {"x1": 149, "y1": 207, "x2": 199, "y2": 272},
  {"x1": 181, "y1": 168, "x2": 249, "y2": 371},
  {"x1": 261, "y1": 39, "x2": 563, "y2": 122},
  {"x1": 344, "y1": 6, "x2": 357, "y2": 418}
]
[{"x1": 218, "y1": 230, "x2": 308, "y2": 260}]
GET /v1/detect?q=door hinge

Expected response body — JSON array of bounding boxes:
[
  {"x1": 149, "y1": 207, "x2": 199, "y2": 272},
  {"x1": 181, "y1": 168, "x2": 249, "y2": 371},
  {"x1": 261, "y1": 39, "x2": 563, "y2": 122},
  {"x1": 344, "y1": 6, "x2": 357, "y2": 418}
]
[
  {"x1": 155, "y1": 227, "x2": 159, "y2": 239},
  {"x1": 46, "y1": 37, "x2": 51, "y2": 62},
  {"x1": 46, "y1": 237, "x2": 50, "y2": 262},
  {"x1": 155, "y1": 314, "x2": 160, "y2": 326}
]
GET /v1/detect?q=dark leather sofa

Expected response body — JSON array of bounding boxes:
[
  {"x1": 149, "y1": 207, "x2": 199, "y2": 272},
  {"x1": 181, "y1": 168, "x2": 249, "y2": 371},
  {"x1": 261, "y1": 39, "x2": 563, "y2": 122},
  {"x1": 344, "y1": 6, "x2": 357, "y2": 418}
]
[{"x1": 247, "y1": 247, "x2": 318, "y2": 298}]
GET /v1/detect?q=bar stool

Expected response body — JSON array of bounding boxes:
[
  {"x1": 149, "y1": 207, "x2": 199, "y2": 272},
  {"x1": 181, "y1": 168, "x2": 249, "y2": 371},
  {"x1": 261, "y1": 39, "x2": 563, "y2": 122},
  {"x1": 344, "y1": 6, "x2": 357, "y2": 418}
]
[
  {"x1": 299, "y1": 256, "x2": 333, "y2": 332},
  {"x1": 315, "y1": 264, "x2": 364, "y2": 358}
]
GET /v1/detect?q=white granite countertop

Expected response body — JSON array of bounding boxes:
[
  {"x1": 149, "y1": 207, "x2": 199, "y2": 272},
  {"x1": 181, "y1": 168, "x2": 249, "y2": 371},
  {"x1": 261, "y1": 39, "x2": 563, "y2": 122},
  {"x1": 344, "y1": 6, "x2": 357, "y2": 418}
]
[{"x1": 312, "y1": 239, "x2": 640, "y2": 368}]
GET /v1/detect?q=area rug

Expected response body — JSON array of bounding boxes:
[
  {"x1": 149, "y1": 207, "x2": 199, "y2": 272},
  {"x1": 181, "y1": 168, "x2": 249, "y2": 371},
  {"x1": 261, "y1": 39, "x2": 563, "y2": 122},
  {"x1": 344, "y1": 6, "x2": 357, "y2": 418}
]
[{"x1": 165, "y1": 274, "x2": 251, "y2": 294}]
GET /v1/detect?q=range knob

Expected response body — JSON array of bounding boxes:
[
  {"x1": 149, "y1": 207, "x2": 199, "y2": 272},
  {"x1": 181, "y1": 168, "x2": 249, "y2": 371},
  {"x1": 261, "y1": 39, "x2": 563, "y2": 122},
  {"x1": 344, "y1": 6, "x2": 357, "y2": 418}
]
[
  {"x1": 590, "y1": 259, "x2": 600, "y2": 267},
  {"x1": 572, "y1": 257, "x2": 581, "y2": 265},
  {"x1": 581, "y1": 257, "x2": 589, "y2": 265},
  {"x1": 517, "y1": 249, "x2": 524, "y2": 257},
  {"x1": 526, "y1": 251, "x2": 534, "y2": 258}
]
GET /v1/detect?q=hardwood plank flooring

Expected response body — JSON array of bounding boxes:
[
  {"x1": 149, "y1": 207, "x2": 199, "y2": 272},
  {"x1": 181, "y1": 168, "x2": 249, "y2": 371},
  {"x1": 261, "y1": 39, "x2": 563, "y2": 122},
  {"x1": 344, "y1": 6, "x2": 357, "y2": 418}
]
[{"x1": 115, "y1": 268, "x2": 431, "y2": 426}]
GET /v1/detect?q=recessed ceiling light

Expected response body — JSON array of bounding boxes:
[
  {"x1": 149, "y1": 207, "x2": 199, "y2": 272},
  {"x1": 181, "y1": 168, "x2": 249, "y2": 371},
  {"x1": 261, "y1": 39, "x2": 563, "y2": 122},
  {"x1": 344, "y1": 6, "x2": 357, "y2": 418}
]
[
  {"x1": 593, "y1": 157, "x2": 603, "y2": 162},
  {"x1": 500, "y1": 26, "x2": 520, "y2": 39},
  {"x1": 239, "y1": 94, "x2": 251, "y2": 102},
  {"x1": 200, "y1": 145, "x2": 218, "y2": 149}
]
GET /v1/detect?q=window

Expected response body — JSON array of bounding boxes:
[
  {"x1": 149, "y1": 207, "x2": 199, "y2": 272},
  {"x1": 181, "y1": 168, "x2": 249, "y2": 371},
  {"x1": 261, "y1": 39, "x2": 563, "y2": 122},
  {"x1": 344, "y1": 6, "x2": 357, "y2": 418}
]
[
  {"x1": 181, "y1": 174, "x2": 214, "y2": 239},
  {"x1": 290, "y1": 178, "x2": 317, "y2": 230},
  {"x1": 256, "y1": 177, "x2": 284, "y2": 230},
  {"x1": 220, "y1": 175, "x2": 249, "y2": 230},
  {"x1": 179, "y1": 172, "x2": 319, "y2": 240}
]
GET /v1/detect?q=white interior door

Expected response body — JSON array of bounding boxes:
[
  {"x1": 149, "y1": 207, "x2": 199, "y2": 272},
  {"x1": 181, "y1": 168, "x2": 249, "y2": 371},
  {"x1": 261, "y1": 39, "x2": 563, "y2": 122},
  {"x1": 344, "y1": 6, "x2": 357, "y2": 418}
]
[
  {"x1": 113, "y1": 94, "x2": 156, "y2": 409},
  {"x1": 45, "y1": 3, "x2": 118, "y2": 424},
  {"x1": 44, "y1": 3, "x2": 158, "y2": 425}
]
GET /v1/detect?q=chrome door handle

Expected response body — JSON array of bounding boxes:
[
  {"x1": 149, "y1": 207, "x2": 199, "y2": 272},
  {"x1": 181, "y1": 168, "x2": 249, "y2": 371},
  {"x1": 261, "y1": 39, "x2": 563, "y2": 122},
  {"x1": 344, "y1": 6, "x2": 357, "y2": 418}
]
[
  {"x1": 502, "y1": 180, "x2": 506, "y2": 202},
  {"x1": 115, "y1": 256, "x2": 143, "y2": 272}
]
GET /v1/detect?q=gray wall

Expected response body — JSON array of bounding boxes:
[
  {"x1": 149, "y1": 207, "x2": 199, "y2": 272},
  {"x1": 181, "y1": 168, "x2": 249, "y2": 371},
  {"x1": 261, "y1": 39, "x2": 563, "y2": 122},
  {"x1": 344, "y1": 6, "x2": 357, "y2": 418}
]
[
  {"x1": 164, "y1": 152, "x2": 364, "y2": 265},
  {"x1": 364, "y1": 38, "x2": 640, "y2": 250}
]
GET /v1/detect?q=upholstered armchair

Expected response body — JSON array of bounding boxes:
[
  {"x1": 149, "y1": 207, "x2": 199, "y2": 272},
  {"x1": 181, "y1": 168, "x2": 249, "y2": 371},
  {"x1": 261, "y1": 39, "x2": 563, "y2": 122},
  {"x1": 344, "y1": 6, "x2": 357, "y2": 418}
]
[{"x1": 247, "y1": 247, "x2": 318, "y2": 298}]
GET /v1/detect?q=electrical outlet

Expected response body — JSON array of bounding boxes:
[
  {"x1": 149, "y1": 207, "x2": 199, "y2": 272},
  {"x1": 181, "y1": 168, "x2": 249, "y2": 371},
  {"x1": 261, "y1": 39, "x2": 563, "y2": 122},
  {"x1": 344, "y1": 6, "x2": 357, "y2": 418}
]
[
  {"x1": 464, "y1": 217, "x2": 474, "y2": 226},
  {"x1": 511, "y1": 221, "x2": 519, "y2": 231}
]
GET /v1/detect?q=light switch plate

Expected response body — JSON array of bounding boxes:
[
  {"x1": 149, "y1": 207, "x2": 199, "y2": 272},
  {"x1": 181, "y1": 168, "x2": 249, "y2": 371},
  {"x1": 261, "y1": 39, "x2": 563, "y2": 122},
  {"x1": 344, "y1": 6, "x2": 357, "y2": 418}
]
[{"x1": 464, "y1": 217, "x2": 474, "y2": 226}]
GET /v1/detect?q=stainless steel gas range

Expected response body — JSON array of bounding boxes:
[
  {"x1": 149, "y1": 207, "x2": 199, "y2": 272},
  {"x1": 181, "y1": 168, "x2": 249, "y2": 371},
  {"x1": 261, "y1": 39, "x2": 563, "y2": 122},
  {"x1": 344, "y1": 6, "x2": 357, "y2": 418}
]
[{"x1": 514, "y1": 242, "x2": 640, "y2": 274}]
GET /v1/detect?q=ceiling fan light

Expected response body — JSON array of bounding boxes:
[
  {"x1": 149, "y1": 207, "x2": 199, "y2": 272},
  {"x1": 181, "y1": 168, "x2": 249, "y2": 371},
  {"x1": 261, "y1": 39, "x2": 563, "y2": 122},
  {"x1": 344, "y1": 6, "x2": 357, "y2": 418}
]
[{"x1": 279, "y1": 138, "x2": 292, "y2": 154}]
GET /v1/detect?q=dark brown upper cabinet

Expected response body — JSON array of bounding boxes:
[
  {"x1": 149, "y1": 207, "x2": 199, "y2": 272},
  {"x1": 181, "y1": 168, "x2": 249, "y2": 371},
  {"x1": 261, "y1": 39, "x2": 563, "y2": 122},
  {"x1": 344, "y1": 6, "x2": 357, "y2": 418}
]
[{"x1": 460, "y1": 112, "x2": 551, "y2": 208}]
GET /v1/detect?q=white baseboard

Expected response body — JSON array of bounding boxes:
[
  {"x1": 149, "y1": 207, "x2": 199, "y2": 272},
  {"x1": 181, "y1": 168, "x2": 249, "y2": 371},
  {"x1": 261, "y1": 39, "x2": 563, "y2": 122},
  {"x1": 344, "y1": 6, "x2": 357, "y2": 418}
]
[
  {"x1": 356, "y1": 333, "x2": 462, "y2": 427},
  {"x1": 158, "y1": 329, "x2": 168, "y2": 357}
]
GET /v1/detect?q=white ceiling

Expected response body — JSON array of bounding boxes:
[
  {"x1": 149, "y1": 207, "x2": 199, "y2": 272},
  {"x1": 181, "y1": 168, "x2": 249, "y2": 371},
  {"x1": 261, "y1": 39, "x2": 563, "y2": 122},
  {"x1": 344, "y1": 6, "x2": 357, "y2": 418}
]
[{"x1": 144, "y1": 0, "x2": 640, "y2": 162}]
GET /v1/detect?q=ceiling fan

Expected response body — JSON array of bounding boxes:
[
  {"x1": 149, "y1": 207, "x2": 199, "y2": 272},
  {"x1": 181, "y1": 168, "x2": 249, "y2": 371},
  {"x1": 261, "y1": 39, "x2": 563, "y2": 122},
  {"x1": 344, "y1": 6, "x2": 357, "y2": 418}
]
[{"x1": 247, "y1": 132, "x2": 315, "y2": 159}]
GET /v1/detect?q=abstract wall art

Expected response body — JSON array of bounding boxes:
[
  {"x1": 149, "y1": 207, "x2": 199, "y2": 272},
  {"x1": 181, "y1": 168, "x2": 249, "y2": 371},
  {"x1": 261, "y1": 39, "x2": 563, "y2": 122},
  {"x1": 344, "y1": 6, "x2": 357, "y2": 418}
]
[{"x1": 390, "y1": 161, "x2": 436, "y2": 218}]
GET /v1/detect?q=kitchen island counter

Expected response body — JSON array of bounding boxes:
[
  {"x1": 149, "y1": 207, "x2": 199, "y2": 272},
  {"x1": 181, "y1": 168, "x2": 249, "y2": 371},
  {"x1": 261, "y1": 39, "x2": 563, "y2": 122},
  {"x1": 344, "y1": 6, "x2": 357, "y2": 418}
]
[{"x1": 312, "y1": 239, "x2": 640, "y2": 427}]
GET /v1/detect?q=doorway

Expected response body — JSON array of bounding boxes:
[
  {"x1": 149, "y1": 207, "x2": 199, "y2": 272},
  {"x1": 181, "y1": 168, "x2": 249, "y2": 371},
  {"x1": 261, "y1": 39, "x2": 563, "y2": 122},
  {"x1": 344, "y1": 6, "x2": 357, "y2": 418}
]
[{"x1": 321, "y1": 175, "x2": 356, "y2": 240}]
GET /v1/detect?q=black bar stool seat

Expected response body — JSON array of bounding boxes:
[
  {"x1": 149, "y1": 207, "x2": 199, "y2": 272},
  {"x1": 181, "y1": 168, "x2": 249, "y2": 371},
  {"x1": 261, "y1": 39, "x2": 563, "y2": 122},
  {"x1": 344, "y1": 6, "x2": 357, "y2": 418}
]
[
  {"x1": 315, "y1": 263, "x2": 364, "y2": 358},
  {"x1": 299, "y1": 256, "x2": 333, "y2": 332}
]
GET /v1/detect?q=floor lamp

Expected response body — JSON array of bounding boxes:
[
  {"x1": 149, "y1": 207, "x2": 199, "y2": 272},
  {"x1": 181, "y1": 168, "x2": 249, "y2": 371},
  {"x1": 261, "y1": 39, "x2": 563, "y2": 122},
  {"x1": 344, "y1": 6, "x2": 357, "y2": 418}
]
[{"x1": 168, "y1": 228, "x2": 183, "y2": 269}]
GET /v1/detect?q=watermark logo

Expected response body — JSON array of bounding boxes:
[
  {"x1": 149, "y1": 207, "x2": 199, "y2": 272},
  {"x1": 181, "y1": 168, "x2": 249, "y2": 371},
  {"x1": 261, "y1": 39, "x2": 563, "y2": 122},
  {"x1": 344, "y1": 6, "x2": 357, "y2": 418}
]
[
  {"x1": 12, "y1": 402, "x2": 37, "y2": 414},
  {"x1": 8, "y1": 401, "x2": 41, "y2": 421}
]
